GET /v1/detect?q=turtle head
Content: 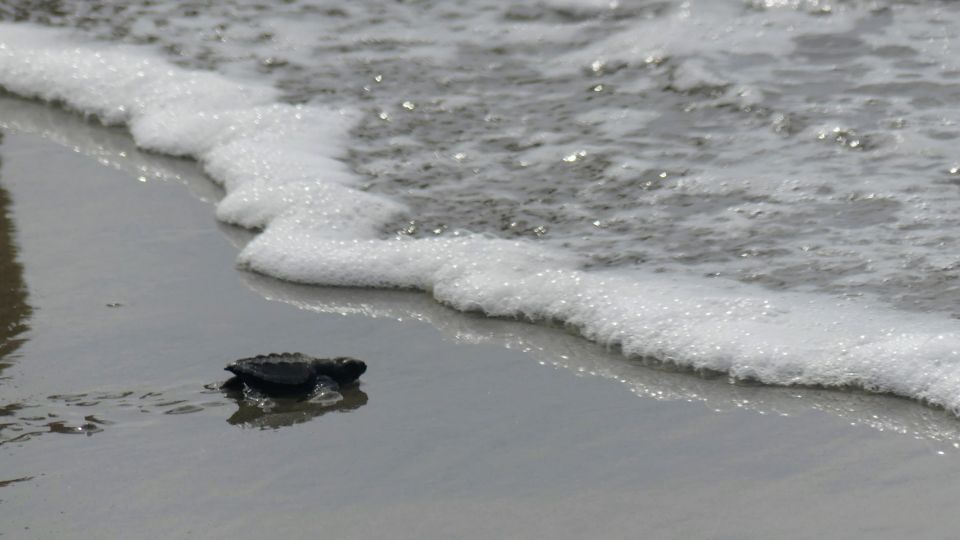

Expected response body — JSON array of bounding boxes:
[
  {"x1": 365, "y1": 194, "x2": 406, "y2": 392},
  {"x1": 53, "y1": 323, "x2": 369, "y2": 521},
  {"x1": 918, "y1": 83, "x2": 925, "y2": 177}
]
[{"x1": 319, "y1": 357, "x2": 367, "y2": 386}]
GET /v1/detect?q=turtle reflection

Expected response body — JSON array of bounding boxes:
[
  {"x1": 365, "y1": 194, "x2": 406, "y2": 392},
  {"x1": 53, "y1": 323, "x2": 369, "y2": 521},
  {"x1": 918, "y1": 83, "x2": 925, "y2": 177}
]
[{"x1": 220, "y1": 384, "x2": 368, "y2": 429}]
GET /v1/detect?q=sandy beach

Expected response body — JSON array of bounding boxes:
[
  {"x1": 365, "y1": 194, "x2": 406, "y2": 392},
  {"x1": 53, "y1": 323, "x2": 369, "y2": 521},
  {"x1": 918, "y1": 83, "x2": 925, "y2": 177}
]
[{"x1": 3, "y1": 94, "x2": 960, "y2": 539}]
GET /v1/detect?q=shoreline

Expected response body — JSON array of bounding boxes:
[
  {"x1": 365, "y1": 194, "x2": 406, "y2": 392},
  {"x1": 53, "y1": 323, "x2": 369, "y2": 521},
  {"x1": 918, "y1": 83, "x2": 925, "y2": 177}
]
[
  {"x1": 3, "y1": 94, "x2": 960, "y2": 538},
  {"x1": 5, "y1": 87, "x2": 952, "y2": 433},
  {"x1": 3, "y1": 23, "x2": 958, "y2": 412}
]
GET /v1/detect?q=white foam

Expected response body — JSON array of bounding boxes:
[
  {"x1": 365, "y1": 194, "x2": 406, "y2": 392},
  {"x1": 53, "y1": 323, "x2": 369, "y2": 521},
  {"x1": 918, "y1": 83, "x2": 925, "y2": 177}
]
[
  {"x1": 535, "y1": 0, "x2": 622, "y2": 12},
  {"x1": 0, "y1": 23, "x2": 404, "y2": 235},
  {"x1": 4, "y1": 21, "x2": 960, "y2": 413},
  {"x1": 549, "y1": 0, "x2": 857, "y2": 77}
]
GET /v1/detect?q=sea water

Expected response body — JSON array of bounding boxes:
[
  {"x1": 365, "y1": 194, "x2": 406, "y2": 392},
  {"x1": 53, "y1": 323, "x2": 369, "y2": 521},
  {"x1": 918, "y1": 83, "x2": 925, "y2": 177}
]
[{"x1": 2, "y1": 0, "x2": 960, "y2": 410}]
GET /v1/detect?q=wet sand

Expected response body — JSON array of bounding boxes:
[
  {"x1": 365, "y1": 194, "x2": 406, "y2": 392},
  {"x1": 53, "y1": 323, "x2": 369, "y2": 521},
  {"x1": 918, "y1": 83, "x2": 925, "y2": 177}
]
[{"x1": 3, "y1": 94, "x2": 960, "y2": 539}]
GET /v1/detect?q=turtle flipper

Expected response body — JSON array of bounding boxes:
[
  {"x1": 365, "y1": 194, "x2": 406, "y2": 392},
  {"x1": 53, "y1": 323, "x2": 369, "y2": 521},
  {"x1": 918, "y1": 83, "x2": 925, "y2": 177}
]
[
  {"x1": 306, "y1": 375, "x2": 343, "y2": 405},
  {"x1": 239, "y1": 383, "x2": 277, "y2": 410}
]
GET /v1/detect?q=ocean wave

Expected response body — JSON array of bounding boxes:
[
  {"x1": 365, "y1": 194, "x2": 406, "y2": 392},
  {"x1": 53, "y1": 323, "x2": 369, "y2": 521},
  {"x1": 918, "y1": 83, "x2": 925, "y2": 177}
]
[{"x1": 3, "y1": 18, "x2": 960, "y2": 413}]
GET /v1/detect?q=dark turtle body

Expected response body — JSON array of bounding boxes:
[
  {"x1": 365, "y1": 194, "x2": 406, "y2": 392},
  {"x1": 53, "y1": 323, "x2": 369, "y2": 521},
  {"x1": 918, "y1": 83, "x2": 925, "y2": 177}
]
[{"x1": 223, "y1": 353, "x2": 366, "y2": 395}]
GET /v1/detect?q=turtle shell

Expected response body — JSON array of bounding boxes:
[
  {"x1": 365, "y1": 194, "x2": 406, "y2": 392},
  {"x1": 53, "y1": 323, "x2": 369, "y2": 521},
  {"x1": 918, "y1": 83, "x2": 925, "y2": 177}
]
[
  {"x1": 226, "y1": 353, "x2": 321, "y2": 386},
  {"x1": 225, "y1": 353, "x2": 367, "y2": 389}
]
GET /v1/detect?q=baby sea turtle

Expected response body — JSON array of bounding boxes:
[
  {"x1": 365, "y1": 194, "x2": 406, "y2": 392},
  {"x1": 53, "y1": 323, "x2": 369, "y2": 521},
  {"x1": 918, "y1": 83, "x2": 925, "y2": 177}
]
[{"x1": 223, "y1": 353, "x2": 366, "y2": 396}]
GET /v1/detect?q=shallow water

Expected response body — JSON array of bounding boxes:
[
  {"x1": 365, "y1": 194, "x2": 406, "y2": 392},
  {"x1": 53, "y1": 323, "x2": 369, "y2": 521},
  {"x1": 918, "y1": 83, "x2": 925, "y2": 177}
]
[{"x1": 0, "y1": 90, "x2": 957, "y2": 449}]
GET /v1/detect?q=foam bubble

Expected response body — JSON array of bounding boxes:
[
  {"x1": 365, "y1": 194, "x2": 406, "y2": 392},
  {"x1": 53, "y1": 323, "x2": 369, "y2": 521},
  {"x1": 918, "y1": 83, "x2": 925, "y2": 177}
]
[{"x1": 0, "y1": 22, "x2": 404, "y2": 238}]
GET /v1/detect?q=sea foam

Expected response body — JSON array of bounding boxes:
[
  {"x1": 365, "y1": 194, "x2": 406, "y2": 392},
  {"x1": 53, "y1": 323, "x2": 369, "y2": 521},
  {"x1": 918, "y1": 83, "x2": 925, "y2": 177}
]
[{"x1": 3, "y1": 22, "x2": 960, "y2": 412}]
